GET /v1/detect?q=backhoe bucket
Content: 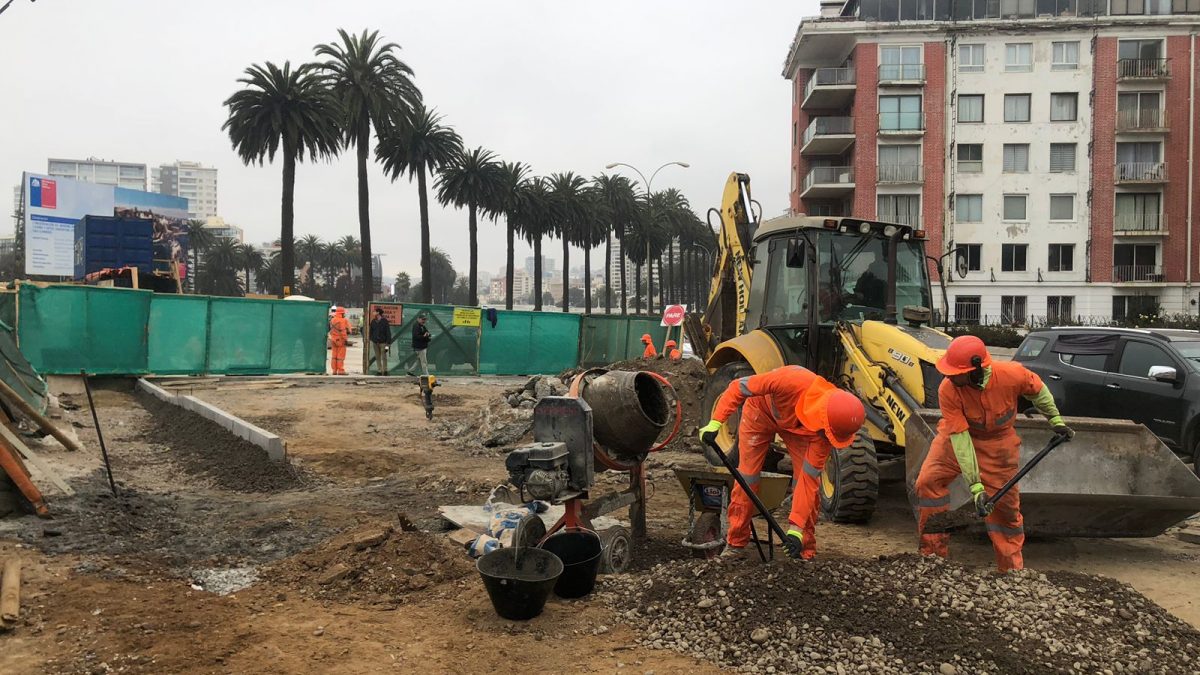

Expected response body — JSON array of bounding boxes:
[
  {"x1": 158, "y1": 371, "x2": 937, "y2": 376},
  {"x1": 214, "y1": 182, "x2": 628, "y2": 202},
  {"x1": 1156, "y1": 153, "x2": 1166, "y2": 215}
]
[{"x1": 904, "y1": 411, "x2": 1200, "y2": 538}]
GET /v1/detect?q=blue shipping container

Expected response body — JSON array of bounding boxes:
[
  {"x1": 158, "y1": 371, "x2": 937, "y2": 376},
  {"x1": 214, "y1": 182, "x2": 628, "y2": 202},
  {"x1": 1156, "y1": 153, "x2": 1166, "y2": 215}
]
[{"x1": 73, "y1": 216, "x2": 154, "y2": 279}]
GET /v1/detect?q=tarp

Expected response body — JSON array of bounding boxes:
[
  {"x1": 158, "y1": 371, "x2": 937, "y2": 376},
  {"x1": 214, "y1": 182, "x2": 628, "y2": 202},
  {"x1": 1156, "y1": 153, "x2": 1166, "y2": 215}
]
[
  {"x1": 18, "y1": 284, "x2": 151, "y2": 375},
  {"x1": 479, "y1": 310, "x2": 580, "y2": 375},
  {"x1": 0, "y1": 320, "x2": 47, "y2": 414}
]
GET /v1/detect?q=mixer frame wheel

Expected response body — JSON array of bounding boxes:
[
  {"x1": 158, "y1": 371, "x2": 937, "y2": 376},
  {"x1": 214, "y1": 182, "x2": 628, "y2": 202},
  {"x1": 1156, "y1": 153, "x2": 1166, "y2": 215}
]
[{"x1": 602, "y1": 526, "x2": 632, "y2": 573}]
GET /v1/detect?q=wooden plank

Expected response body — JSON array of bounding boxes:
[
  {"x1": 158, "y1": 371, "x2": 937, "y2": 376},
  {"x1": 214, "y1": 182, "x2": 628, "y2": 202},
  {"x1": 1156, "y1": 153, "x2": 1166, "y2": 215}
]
[
  {"x1": 1, "y1": 558, "x2": 19, "y2": 625},
  {"x1": 0, "y1": 425, "x2": 74, "y2": 496}
]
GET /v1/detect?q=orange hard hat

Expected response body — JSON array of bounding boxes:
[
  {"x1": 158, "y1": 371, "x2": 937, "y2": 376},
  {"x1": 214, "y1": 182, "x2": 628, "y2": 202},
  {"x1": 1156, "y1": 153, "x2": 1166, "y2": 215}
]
[
  {"x1": 937, "y1": 335, "x2": 992, "y2": 376},
  {"x1": 334, "y1": 307, "x2": 345, "y2": 315},
  {"x1": 824, "y1": 390, "x2": 865, "y2": 448},
  {"x1": 665, "y1": 339, "x2": 677, "y2": 348},
  {"x1": 641, "y1": 334, "x2": 652, "y2": 343}
]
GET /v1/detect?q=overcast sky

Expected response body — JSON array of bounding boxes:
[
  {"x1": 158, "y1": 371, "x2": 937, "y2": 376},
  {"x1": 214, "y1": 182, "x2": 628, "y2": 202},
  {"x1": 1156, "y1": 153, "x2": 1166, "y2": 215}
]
[{"x1": 0, "y1": 0, "x2": 815, "y2": 283}]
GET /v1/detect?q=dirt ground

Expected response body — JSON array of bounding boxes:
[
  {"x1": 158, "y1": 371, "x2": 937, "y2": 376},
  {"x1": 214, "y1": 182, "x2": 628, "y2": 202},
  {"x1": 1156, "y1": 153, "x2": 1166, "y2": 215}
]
[{"x1": 0, "y1": 375, "x2": 1197, "y2": 673}]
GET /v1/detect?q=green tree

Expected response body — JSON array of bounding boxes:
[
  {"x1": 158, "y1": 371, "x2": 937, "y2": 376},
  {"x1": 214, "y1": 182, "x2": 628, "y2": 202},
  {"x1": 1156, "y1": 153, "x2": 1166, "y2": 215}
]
[
  {"x1": 592, "y1": 174, "x2": 639, "y2": 314},
  {"x1": 296, "y1": 234, "x2": 324, "y2": 296},
  {"x1": 577, "y1": 187, "x2": 610, "y2": 314},
  {"x1": 517, "y1": 178, "x2": 555, "y2": 311},
  {"x1": 237, "y1": 244, "x2": 265, "y2": 294},
  {"x1": 316, "y1": 28, "x2": 422, "y2": 313},
  {"x1": 376, "y1": 104, "x2": 462, "y2": 303},
  {"x1": 256, "y1": 252, "x2": 282, "y2": 295},
  {"x1": 548, "y1": 172, "x2": 589, "y2": 313},
  {"x1": 495, "y1": 161, "x2": 531, "y2": 310},
  {"x1": 222, "y1": 61, "x2": 340, "y2": 296},
  {"x1": 184, "y1": 220, "x2": 215, "y2": 293},
  {"x1": 393, "y1": 271, "x2": 411, "y2": 301},
  {"x1": 198, "y1": 238, "x2": 245, "y2": 297},
  {"x1": 435, "y1": 146, "x2": 503, "y2": 306},
  {"x1": 651, "y1": 188, "x2": 691, "y2": 305}
]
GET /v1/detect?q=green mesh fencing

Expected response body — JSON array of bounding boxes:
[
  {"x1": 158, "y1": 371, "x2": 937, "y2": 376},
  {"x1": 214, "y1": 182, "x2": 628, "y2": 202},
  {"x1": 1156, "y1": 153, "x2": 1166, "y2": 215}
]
[
  {"x1": 148, "y1": 295, "x2": 209, "y2": 374},
  {"x1": 18, "y1": 285, "x2": 152, "y2": 375},
  {"x1": 479, "y1": 310, "x2": 581, "y2": 376},
  {"x1": 207, "y1": 298, "x2": 278, "y2": 374},
  {"x1": 0, "y1": 293, "x2": 15, "y2": 330},
  {"x1": 0, "y1": 320, "x2": 48, "y2": 414},
  {"x1": 386, "y1": 303, "x2": 480, "y2": 376},
  {"x1": 579, "y1": 315, "x2": 669, "y2": 367},
  {"x1": 268, "y1": 300, "x2": 328, "y2": 373}
]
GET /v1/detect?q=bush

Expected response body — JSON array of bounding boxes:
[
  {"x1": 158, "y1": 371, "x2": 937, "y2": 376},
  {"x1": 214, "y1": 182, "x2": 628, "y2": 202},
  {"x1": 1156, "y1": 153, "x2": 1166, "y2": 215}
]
[{"x1": 944, "y1": 324, "x2": 1024, "y2": 348}]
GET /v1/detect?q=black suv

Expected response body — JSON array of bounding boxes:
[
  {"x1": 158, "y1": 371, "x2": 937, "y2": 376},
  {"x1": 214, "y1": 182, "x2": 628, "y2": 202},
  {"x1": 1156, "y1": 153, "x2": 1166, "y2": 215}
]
[{"x1": 1014, "y1": 327, "x2": 1200, "y2": 469}]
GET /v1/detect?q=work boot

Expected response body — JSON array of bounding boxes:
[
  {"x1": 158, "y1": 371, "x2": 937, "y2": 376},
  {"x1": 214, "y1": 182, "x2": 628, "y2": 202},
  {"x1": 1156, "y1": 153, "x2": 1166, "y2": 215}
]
[{"x1": 719, "y1": 545, "x2": 746, "y2": 561}]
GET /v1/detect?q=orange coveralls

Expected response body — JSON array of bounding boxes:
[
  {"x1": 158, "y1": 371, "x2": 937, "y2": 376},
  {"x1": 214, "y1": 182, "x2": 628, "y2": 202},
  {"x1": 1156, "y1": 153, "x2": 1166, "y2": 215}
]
[
  {"x1": 712, "y1": 365, "x2": 840, "y2": 557},
  {"x1": 328, "y1": 314, "x2": 349, "y2": 375},
  {"x1": 916, "y1": 361, "x2": 1046, "y2": 571},
  {"x1": 642, "y1": 343, "x2": 657, "y2": 359}
]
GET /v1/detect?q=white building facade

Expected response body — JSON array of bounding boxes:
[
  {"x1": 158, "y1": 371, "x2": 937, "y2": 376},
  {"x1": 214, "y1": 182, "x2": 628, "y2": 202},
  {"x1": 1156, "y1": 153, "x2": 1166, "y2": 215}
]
[
  {"x1": 152, "y1": 161, "x2": 219, "y2": 220},
  {"x1": 47, "y1": 157, "x2": 147, "y2": 191}
]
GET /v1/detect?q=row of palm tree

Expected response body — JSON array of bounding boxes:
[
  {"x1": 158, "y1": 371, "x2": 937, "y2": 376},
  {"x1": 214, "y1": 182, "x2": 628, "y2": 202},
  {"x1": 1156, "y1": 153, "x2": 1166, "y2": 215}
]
[{"x1": 221, "y1": 28, "x2": 714, "y2": 315}]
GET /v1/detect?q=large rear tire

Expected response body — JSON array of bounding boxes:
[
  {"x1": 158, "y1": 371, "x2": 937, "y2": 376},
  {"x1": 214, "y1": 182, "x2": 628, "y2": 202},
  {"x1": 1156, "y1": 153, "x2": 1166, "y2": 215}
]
[
  {"x1": 701, "y1": 362, "x2": 780, "y2": 474},
  {"x1": 818, "y1": 431, "x2": 879, "y2": 524}
]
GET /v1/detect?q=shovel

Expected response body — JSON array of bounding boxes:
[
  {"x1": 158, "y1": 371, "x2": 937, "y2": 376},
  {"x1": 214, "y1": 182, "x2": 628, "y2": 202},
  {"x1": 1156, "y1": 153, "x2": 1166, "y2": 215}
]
[
  {"x1": 703, "y1": 437, "x2": 789, "y2": 561},
  {"x1": 924, "y1": 432, "x2": 1071, "y2": 534}
]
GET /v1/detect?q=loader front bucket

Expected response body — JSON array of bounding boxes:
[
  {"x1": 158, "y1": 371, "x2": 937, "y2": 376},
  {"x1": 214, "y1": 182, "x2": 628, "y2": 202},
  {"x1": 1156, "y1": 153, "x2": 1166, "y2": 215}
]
[{"x1": 904, "y1": 411, "x2": 1200, "y2": 538}]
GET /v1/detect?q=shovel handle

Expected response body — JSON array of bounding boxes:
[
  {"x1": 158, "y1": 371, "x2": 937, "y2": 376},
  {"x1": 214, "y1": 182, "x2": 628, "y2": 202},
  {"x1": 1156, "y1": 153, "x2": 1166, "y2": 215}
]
[
  {"x1": 703, "y1": 437, "x2": 790, "y2": 542},
  {"x1": 987, "y1": 432, "x2": 1070, "y2": 508}
]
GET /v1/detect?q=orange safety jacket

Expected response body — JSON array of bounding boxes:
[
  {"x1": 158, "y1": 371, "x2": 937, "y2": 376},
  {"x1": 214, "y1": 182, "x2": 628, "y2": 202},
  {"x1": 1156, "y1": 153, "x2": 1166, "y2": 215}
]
[
  {"x1": 712, "y1": 365, "x2": 842, "y2": 438},
  {"x1": 937, "y1": 361, "x2": 1045, "y2": 439}
]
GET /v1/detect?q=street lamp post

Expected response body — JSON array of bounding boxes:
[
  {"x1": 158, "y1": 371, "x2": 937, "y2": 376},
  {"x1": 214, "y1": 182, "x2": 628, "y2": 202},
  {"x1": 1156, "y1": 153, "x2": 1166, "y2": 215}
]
[{"x1": 605, "y1": 161, "x2": 689, "y2": 316}]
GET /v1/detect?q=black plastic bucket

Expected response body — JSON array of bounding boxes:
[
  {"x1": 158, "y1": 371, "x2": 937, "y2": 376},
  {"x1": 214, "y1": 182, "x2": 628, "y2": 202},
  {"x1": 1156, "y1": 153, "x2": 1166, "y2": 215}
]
[
  {"x1": 539, "y1": 529, "x2": 603, "y2": 599},
  {"x1": 477, "y1": 547, "x2": 563, "y2": 620}
]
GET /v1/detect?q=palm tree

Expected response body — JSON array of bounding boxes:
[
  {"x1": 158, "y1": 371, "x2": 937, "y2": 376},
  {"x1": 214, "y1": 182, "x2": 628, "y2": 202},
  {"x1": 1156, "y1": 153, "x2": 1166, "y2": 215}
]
[
  {"x1": 377, "y1": 105, "x2": 462, "y2": 303},
  {"x1": 548, "y1": 172, "x2": 589, "y2": 313},
  {"x1": 435, "y1": 146, "x2": 503, "y2": 306},
  {"x1": 222, "y1": 61, "x2": 340, "y2": 297},
  {"x1": 577, "y1": 187, "x2": 611, "y2": 314},
  {"x1": 496, "y1": 161, "x2": 531, "y2": 310},
  {"x1": 593, "y1": 174, "x2": 639, "y2": 314},
  {"x1": 237, "y1": 244, "x2": 265, "y2": 293},
  {"x1": 257, "y1": 252, "x2": 282, "y2": 295},
  {"x1": 316, "y1": 28, "x2": 422, "y2": 312},
  {"x1": 650, "y1": 188, "x2": 691, "y2": 304},
  {"x1": 517, "y1": 178, "x2": 554, "y2": 311},
  {"x1": 296, "y1": 234, "x2": 324, "y2": 295},
  {"x1": 184, "y1": 220, "x2": 214, "y2": 293},
  {"x1": 200, "y1": 238, "x2": 245, "y2": 297}
]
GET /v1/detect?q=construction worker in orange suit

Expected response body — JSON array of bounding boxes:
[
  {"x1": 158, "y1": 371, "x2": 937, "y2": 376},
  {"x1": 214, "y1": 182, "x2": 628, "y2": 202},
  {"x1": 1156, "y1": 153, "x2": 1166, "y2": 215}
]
[
  {"x1": 641, "y1": 334, "x2": 657, "y2": 359},
  {"x1": 699, "y1": 365, "x2": 865, "y2": 559},
  {"x1": 328, "y1": 307, "x2": 350, "y2": 375},
  {"x1": 664, "y1": 339, "x2": 682, "y2": 361},
  {"x1": 916, "y1": 335, "x2": 1073, "y2": 572}
]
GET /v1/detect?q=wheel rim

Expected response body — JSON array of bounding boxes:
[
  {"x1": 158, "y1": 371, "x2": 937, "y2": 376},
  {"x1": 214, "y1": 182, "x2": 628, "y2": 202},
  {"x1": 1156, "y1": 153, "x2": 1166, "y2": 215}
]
[{"x1": 607, "y1": 532, "x2": 631, "y2": 572}]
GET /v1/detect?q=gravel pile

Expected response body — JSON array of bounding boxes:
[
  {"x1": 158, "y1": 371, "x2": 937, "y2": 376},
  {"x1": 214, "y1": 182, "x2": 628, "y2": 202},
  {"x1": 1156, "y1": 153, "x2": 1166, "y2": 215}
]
[
  {"x1": 601, "y1": 553, "x2": 1200, "y2": 674},
  {"x1": 437, "y1": 375, "x2": 566, "y2": 449}
]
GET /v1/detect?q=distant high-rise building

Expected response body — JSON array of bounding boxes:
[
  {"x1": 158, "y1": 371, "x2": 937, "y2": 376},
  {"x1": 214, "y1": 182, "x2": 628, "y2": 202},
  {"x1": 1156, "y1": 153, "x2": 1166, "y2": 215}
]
[
  {"x1": 47, "y1": 157, "x2": 147, "y2": 191},
  {"x1": 525, "y1": 255, "x2": 555, "y2": 279},
  {"x1": 152, "y1": 161, "x2": 219, "y2": 220}
]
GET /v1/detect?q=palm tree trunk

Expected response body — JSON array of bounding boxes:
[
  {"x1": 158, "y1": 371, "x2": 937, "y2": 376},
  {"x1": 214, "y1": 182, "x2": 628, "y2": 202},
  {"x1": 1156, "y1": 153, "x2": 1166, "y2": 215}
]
[
  {"x1": 468, "y1": 200, "x2": 479, "y2": 306},
  {"x1": 561, "y1": 235, "x2": 570, "y2": 313},
  {"x1": 635, "y1": 262, "x2": 642, "y2": 314},
  {"x1": 658, "y1": 257, "x2": 665, "y2": 308},
  {"x1": 618, "y1": 234, "x2": 627, "y2": 315},
  {"x1": 280, "y1": 153, "x2": 296, "y2": 297},
  {"x1": 667, "y1": 239, "x2": 675, "y2": 304},
  {"x1": 505, "y1": 217, "x2": 515, "y2": 310},
  {"x1": 604, "y1": 229, "x2": 612, "y2": 314},
  {"x1": 584, "y1": 245, "x2": 592, "y2": 314},
  {"x1": 418, "y1": 165, "x2": 432, "y2": 304},
  {"x1": 356, "y1": 123, "x2": 374, "y2": 314},
  {"x1": 533, "y1": 238, "x2": 543, "y2": 310}
]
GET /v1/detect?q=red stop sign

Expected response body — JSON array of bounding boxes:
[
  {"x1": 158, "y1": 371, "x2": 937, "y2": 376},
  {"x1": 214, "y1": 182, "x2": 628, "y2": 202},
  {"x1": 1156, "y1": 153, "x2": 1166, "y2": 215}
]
[{"x1": 661, "y1": 304, "x2": 685, "y2": 326}]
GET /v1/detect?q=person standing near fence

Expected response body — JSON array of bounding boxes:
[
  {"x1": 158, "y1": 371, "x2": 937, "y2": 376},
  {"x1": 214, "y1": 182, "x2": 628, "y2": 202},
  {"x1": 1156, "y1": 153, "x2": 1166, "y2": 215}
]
[
  {"x1": 328, "y1": 307, "x2": 350, "y2": 375},
  {"x1": 369, "y1": 307, "x2": 391, "y2": 376},
  {"x1": 410, "y1": 313, "x2": 432, "y2": 376}
]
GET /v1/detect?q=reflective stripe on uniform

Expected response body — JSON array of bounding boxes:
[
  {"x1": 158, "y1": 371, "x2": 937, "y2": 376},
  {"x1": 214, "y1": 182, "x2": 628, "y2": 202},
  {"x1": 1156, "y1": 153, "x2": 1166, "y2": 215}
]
[
  {"x1": 738, "y1": 378, "x2": 753, "y2": 396},
  {"x1": 986, "y1": 522, "x2": 1024, "y2": 537},
  {"x1": 801, "y1": 460, "x2": 821, "y2": 478},
  {"x1": 918, "y1": 495, "x2": 951, "y2": 508},
  {"x1": 995, "y1": 409, "x2": 1015, "y2": 426}
]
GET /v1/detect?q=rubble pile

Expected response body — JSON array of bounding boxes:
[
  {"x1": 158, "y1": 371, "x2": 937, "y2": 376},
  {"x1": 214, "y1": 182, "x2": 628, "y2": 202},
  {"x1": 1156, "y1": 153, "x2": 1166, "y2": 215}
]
[
  {"x1": 437, "y1": 375, "x2": 566, "y2": 449},
  {"x1": 601, "y1": 553, "x2": 1200, "y2": 674}
]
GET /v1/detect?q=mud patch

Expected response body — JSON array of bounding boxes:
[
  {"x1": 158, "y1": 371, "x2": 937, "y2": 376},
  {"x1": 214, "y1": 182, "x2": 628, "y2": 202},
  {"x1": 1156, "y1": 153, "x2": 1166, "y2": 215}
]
[{"x1": 240, "y1": 410, "x2": 303, "y2": 434}]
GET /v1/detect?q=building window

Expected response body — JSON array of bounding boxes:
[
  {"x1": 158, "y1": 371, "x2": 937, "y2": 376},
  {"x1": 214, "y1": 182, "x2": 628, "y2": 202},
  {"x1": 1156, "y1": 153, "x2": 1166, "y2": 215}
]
[
  {"x1": 877, "y1": 194, "x2": 921, "y2": 225},
  {"x1": 1115, "y1": 193, "x2": 1162, "y2": 231},
  {"x1": 1047, "y1": 296, "x2": 1074, "y2": 324},
  {"x1": 1004, "y1": 94, "x2": 1031, "y2": 122},
  {"x1": 1049, "y1": 143, "x2": 1076, "y2": 172},
  {"x1": 1002, "y1": 244, "x2": 1028, "y2": 272},
  {"x1": 955, "y1": 295, "x2": 982, "y2": 325},
  {"x1": 1118, "y1": 38, "x2": 1164, "y2": 61},
  {"x1": 1048, "y1": 244, "x2": 1075, "y2": 272},
  {"x1": 1112, "y1": 295, "x2": 1159, "y2": 323},
  {"x1": 880, "y1": 95, "x2": 923, "y2": 130},
  {"x1": 792, "y1": 123, "x2": 797, "y2": 147},
  {"x1": 1000, "y1": 0, "x2": 1036, "y2": 17},
  {"x1": 1118, "y1": 92, "x2": 1163, "y2": 129},
  {"x1": 1001, "y1": 296, "x2": 1028, "y2": 325},
  {"x1": 1112, "y1": 0, "x2": 1172, "y2": 16},
  {"x1": 958, "y1": 94, "x2": 984, "y2": 123},
  {"x1": 1050, "y1": 93, "x2": 1078, "y2": 121},
  {"x1": 1114, "y1": 244, "x2": 1160, "y2": 281},
  {"x1": 1005, "y1": 43, "x2": 1032, "y2": 72},
  {"x1": 959, "y1": 44, "x2": 985, "y2": 72},
  {"x1": 957, "y1": 244, "x2": 982, "y2": 271},
  {"x1": 955, "y1": 194, "x2": 983, "y2": 222},
  {"x1": 1116, "y1": 142, "x2": 1163, "y2": 180},
  {"x1": 956, "y1": 143, "x2": 983, "y2": 172},
  {"x1": 880, "y1": 45, "x2": 923, "y2": 80},
  {"x1": 1050, "y1": 194, "x2": 1075, "y2": 221},
  {"x1": 1003, "y1": 195, "x2": 1027, "y2": 221},
  {"x1": 1052, "y1": 42, "x2": 1080, "y2": 70},
  {"x1": 1003, "y1": 144, "x2": 1029, "y2": 173},
  {"x1": 878, "y1": 144, "x2": 922, "y2": 182}
]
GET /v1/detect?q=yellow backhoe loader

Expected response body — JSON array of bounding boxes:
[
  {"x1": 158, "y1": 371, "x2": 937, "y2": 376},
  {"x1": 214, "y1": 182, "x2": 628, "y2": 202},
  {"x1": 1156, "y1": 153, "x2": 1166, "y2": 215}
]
[{"x1": 686, "y1": 172, "x2": 1200, "y2": 536}]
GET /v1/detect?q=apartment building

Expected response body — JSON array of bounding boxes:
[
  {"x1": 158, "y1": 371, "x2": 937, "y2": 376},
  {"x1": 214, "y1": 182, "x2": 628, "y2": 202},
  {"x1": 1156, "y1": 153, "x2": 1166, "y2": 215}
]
[
  {"x1": 47, "y1": 157, "x2": 147, "y2": 191},
  {"x1": 152, "y1": 161, "x2": 219, "y2": 220},
  {"x1": 785, "y1": 0, "x2": 1200, "y2": 323}
]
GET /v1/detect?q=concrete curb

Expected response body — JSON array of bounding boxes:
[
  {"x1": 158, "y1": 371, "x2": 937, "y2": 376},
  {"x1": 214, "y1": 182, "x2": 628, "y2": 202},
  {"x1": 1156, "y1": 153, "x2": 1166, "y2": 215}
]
[{"x1": 135, "y1": 378, "x2": 287, "y2": 462}]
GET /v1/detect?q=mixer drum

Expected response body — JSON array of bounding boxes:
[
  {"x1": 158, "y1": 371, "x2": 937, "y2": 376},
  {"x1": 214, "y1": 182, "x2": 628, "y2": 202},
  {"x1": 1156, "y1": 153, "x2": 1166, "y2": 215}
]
[{"x1": 577, "y1": 370, "x2": 669, "y2": 464}]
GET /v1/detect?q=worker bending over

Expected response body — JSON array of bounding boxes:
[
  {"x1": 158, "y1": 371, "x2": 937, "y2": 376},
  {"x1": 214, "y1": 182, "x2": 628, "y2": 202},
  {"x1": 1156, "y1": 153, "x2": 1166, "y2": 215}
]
[
  {"x1": 699, "y1": 366, "x2": 865, "y2": 559},
  {"x1": 328, "y1": 307, "x2": 350, "y2": 375},
  {"x1": 641, "y1": 334, "x2": 657, "y2": 359},
  {"x1": 916, "y1": 335, "x2": 1072, "y2": 572},
  {"x1": 665, "y1": 339, "x2": 682, "y2": 361}
]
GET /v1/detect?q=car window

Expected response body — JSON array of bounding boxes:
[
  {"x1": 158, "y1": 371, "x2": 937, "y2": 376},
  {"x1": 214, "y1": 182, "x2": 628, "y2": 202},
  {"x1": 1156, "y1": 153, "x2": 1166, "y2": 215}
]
[
  {"x1": 1117, "y1": 341, "x2": 1175, "y2": 378},
  {"x1": 1015, "y1": 337, "x2": 1048, "y2": 360},
  {"x1": 1171, "y1": 340, "x2": 1200, "y2": 372},
  {"x1": 1059, "y1": 353, "x2": 1108, "y2": 371}
]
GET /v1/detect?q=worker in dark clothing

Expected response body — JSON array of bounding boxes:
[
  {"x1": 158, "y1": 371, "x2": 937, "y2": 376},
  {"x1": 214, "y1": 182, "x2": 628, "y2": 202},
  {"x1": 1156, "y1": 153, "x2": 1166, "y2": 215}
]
[
  {"x1": 410, "y1": 314, "x2": 432, "y2": 376},
  {"x1": 369, "y1": 307, "x2": 392, "y2": 376}
]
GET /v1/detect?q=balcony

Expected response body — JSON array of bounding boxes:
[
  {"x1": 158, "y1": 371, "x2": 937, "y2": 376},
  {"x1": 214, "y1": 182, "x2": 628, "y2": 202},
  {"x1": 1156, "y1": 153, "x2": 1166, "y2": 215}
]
[
  {"x1": 877, "y1": 164, "x2": 923, "y2": 183},
  {"x1": 878, "y1": 63, "x2": 925, "y2": 85},
  {"x1": 1114, "y1": 213, "x2": 1167, "y2": 235},
  {"x1": 1113, "y1": 265, "x2": 1164, "y2": 283},
  {"x1": 801, "y1": 166, "x2": 855, "y2": 198},
  {"x1": 802, "y1": 67, "x2": 856, "y2": 110},
  {"x1": 801, "y1": 117, "x2": 855, "y2": 156},
  {"x1": 1117, "y1": 58, "x2": 1170, "y2": 80},
  {"x1": 1116, "y1": 109, "x2": 1168, "y2": 132},
  {"x1": 878, "y1": 112, "x2": 925, "y2": 136},
  {"x1": 1115, "y1": 162, "x2": 1167, "y2": 183}
]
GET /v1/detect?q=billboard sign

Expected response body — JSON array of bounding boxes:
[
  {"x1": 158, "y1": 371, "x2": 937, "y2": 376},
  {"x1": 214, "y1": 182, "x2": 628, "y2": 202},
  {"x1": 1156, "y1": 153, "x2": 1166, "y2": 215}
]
[
  {"x1": 23, "y1": 172, "x2": 115, "y2": 276},
  {"x1": 114, "y1": 188, "x2": 190, "y2": 282}
]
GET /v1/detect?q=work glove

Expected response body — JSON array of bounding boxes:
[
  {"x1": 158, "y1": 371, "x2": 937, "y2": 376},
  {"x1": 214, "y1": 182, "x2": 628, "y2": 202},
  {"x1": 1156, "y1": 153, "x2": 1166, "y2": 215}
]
[
  {"x1": 698, "y1": 419, "x2": 723, "y2": 445},
  {"x1": 970, "y1": 482, "x2": 993, "y2": 517},
  {"x1": 1052, "y1": 422, "x2": 1074, "y2": 440},
  {"x1": 783, "y1": 528, "x2": 805, "y2": 559}
]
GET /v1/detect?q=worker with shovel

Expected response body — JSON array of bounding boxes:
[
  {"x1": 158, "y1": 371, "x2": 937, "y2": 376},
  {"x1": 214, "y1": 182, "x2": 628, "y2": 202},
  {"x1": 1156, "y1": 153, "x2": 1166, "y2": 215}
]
[
  {"x1": 917, "y1": 335, "x2": 1073, "y2": 572},
  {"x1": 699, "y1": 366, "x2": 865, "y2": 560}
]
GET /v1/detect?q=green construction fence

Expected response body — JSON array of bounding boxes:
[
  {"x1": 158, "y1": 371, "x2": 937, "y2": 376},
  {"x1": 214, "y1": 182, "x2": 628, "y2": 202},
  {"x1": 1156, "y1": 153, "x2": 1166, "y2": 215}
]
[
  {"x1": 579, "y1": 315, "x2": 670, "y2": 367},
  {"x1": 479, "y1": 310, "x2": 581, "y2": 376}
]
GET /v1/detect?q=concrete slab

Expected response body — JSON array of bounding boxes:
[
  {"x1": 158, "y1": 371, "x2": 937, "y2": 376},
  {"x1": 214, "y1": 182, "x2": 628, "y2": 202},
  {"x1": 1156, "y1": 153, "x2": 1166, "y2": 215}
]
[{"x1": 136, "y1": 380, "x2": 287, "y2": 462}]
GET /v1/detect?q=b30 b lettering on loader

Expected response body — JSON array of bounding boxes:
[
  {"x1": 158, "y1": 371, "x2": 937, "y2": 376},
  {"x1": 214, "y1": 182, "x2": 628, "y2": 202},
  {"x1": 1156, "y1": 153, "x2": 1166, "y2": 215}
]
[{"x1": 685, "y1": 172, "x2": 1200, "y2": 536}]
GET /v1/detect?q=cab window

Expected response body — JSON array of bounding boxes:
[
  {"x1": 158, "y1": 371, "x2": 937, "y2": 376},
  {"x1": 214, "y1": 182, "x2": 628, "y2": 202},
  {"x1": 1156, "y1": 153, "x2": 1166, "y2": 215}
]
[
  {"x1": 1117, "y1": 341, "x2": 1176, "y2": 379},
  {"x1": 1015, "y1": 337, "x2": 1048, "y2": 360},
  {"x1": 1059, "y1": 353, "x2": 1108, "y2": 371},
  {"x1": 760, "y1": 240, "x2": 809, "y2": 326}
]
